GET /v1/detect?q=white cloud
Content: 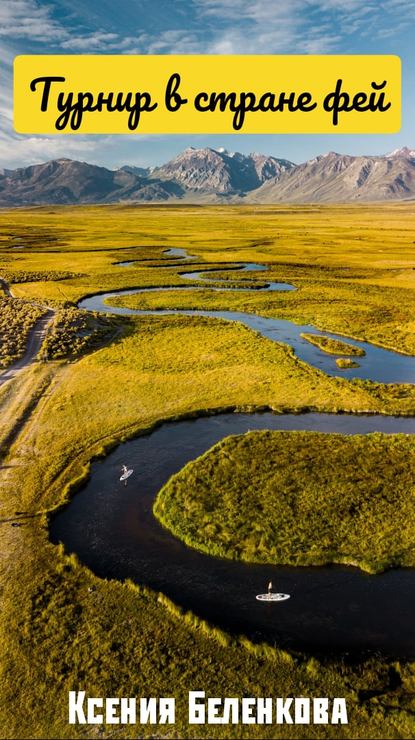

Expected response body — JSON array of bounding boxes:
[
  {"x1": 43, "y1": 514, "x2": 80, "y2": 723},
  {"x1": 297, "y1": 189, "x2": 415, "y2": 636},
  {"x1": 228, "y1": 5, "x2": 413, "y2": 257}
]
[
  {"x1": 136, "y1": 29, "x2": 207, "y2": 54},
  {"x1": 0, "y1": 1, "x2": 141, "y2": 52},
  {"x1": 0, "y1": 0, "x2": 67, "y2": 41},
  {"x1": 60, "y1": 32, "x2": 133, "y2": 51},
  {"x1": 0, "y1": 0, "x2": 410, "y2": 57},
  {"x1": 0, "y1": 130, "x2": 102, "y2": 168},
  {"x1": 194, "y1": 0, "x2": 415, "y2": 53},
  {"x1": 0, "y1": 0, "x2": 412, "y2": 169}
]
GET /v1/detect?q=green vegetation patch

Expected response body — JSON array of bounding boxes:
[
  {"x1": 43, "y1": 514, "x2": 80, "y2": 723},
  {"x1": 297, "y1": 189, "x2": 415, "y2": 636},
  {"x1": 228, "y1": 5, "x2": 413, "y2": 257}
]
[
  {"x1": 155, "y1": 430, "x2": 415, "y2": 573},
  {"x1": 0, "y1": 296, "x2": 45, "y2": 367},
  {"x1": 336, "y1": 358, "x2": 360, "y2": 369},
  {"x1": 0, "y1": 269, "x2": 82, "y2": 284},
  {"x1": 301, "y1": 333, "x2": 366, "y2": 356},
  {"x1": 42, "y1": 308, "x2": 119, "y2": 360}
]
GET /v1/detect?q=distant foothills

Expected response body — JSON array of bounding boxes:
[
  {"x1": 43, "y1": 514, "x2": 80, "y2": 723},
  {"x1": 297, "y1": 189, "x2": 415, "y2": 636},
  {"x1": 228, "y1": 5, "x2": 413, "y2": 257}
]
[{"x1": 1, "y1": 146, "x2": 415, "y2": 206}]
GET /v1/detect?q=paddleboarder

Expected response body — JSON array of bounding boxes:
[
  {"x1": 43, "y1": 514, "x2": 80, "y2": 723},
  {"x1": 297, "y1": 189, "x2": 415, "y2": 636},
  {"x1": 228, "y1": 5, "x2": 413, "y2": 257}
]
[{"x1": 120, "y1": 464, "x2": 133, "y2": 486}]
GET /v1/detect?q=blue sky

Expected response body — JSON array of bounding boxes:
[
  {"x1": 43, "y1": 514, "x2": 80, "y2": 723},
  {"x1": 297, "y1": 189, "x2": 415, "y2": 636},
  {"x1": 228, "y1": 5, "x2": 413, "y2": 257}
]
[{"x1": 1, "y1": 0, "x2": 414, "y2": 169}]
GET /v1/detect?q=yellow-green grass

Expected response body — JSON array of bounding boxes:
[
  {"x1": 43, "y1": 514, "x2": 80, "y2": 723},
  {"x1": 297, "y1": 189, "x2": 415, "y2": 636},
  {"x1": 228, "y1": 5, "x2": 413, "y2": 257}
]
[
  {"x1": 2, "y1": 203, "x2": 415, "y2": 357},
  {"x1": 1, "y1": 203, "x2": 415, "y2": 271},
  {"x1": 0, "y1": 269, "x2": 82, "y2": 284},
  {"x1": 1, "y1": 204, "x2": 415, "y2": 737},
  {"x1": 13, "y1": 267, "x2": 415, "y2": 364},
  {"x1": 0, "y1": 363, "x2": 55, "y2": 459},
  {"x1": 154, "y1": 430, "x2": 415, "y2": 574},
  {"x1": 42, "y1": 308, "x2": 120, "y2": 360},
  {"x1": 5, "y1": 535, "x2": 412, "y2": 740},
  {"x1": 0, "y1": 297, "x2": 45, "y2": 367},
  {"x1": 10, "y1": 315, "x2": 394, "y2": 518},
  {"x1": 300, "y1": 333, "x2": 366, "y2": 357},
  {"x1": 2, "y1": 315, "x2": 415, "y2": 738},
  {"x1": 107, "y1": 275, "x2": 415, "y2": 357}
]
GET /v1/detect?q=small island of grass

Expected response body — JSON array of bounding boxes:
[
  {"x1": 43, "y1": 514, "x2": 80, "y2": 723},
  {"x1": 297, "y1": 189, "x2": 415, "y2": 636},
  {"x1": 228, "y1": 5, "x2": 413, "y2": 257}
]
[
  {"x1": 301, "y1": 332, "x2": 365, "y2": 356},
  {"x1": 154, "y1": 430, "x2": 415, "y2": 574},
  {"x1": 336, "y1": 357, "x2": 360, "y2": 369}
]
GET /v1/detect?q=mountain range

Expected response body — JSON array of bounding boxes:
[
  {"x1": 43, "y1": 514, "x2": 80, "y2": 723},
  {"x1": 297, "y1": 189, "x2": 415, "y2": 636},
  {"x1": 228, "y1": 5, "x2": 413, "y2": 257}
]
[{"x1": 1, "y1": 146, "x2": 415, "y2": 206}]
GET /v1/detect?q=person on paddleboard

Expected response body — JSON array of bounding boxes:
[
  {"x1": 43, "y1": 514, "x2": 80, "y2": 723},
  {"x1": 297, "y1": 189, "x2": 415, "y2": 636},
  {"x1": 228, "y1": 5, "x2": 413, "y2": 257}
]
[
  {"x1": 256, "y1": 581, "x2": 290, "y2": 602},
  {"x1": 120, "y1": 465, "x2": 133, "y2": 486}
]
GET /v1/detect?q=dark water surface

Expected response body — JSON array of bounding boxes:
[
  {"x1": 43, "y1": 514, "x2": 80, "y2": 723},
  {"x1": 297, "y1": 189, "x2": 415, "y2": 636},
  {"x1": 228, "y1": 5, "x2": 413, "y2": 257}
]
[{"x1": 51, "y1": 412, "x2": 415, "y2": 659}]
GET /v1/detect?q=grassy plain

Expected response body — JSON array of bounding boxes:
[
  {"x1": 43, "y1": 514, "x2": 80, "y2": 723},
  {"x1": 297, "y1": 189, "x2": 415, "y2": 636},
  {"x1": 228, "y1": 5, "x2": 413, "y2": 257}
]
[
  {"x1": 1, "y1": 203, "x2": 415, "y2": 738},
  {"x1": 155, "y1": 430, "x2": 415, "y2": 573},
  {"x1": 4, "y1": 202, "x2": 415, "y2": 352}
]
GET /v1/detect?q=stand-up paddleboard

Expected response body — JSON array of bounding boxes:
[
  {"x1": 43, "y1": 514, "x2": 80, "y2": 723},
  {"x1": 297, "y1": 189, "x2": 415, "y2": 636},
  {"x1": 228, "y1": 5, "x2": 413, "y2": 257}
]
[
  {"x1": 120, "y1": 465, "x2": 133, "y2": 482},
  {"x1": 256, "y1": 593, "x2": 290, "y2": 602},
  {"x1": 256, "y1": 581, "x2": 290, "y2": 602}
]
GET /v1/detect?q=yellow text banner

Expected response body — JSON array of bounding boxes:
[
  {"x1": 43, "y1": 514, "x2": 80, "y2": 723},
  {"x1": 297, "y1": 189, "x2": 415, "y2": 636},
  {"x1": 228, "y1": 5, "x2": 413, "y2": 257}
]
[{"x1": 14, "y1": 54, "x2": 401, "y2": 134}]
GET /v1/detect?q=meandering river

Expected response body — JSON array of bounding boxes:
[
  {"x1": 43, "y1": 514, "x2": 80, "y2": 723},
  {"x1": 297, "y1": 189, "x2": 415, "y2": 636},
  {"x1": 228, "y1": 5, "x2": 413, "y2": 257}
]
[
  {"x1": 81, "y1": 249, "x2": 415, "y2": 384},
  {"x1": 49, "y1": 249, "x2": 415, "y2": 659},
  {"x1": 51, "y1": 411, "x2": 415, "y2": 659}
]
